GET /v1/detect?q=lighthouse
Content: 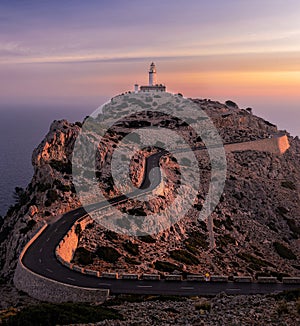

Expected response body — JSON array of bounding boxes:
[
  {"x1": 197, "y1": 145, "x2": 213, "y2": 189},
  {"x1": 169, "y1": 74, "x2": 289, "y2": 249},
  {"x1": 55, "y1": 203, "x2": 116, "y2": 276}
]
[
  {"x1": 149, "y1": 62, "x2": 157, "y2": 86},
  {"x1": 138, "y1": 62, "x2": 166, "y2": 92}
]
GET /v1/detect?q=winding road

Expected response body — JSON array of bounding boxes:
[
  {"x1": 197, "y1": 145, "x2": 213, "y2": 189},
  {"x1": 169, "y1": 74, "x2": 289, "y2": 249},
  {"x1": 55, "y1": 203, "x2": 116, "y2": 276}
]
[{"x1": 20, "y1": 139, "x2": 299, "y2": 297}]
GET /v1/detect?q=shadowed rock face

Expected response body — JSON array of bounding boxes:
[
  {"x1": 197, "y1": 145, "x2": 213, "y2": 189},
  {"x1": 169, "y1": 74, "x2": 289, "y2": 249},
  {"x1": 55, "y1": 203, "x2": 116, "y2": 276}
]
[{"x1": 0, "y1": 98, "x2": 299, "y2": 282}]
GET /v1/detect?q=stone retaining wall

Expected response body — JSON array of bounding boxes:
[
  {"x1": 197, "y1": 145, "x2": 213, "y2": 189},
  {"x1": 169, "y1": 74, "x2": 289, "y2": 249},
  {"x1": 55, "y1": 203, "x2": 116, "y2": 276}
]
[
  {"x1": 225, "y1": 135, "x2": 290, "y2": 155},
  {"x1": 54, "y1": 216, "x2": 105, "y2": 279},
  {"x1": 56, "y1": 216, "x2": 93, "y2": 262}
]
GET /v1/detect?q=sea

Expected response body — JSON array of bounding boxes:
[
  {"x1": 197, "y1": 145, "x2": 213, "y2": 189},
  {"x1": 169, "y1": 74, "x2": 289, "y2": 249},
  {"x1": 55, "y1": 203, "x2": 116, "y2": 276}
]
[
  {"x1": 0, "y1": 100, "x2": 298, "y2": 217},
  {"x1": 0, "y1": 104, "x2": 102, "y2": 217}
]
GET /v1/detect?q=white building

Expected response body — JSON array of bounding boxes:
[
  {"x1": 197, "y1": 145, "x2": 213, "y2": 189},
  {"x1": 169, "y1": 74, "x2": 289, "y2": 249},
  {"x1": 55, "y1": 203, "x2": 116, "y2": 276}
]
[{"x1": 135, "y1": 62, "x2": 166, "y2": 93}]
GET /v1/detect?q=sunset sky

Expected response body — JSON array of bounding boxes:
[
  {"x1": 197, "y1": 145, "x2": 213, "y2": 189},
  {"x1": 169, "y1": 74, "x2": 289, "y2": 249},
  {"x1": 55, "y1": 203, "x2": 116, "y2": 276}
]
[{"x1": 0, "y1": 0, "x2": 300, "y2": 135}]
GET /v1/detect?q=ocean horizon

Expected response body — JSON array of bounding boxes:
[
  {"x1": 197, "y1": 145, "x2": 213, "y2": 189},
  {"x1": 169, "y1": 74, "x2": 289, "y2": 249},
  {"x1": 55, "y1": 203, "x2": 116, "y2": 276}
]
[
  {"x1": 0, "y1": 105, "x2": 96, "y2": 216},
  {"x1": 0, "y1": 99, "x2": 298, "y2": 217}
]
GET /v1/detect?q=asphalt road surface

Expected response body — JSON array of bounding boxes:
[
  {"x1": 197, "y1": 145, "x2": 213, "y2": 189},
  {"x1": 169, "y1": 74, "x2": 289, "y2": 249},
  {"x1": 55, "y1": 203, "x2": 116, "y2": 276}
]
[{"x1": 21, "y1": 148, "x2": 299, "y2": 296}]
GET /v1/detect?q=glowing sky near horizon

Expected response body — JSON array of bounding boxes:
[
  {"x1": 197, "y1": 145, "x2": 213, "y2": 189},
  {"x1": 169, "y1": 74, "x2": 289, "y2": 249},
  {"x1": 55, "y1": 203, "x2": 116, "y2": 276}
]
[{"x1": 0, "y1": 0, "x2": 300, "y2": 135}]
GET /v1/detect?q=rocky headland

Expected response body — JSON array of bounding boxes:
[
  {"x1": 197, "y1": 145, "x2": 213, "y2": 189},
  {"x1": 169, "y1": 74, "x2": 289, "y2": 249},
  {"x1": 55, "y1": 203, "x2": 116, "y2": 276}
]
[{"x1": 0, "y1": 97, "x2": 299, "y2": 324}]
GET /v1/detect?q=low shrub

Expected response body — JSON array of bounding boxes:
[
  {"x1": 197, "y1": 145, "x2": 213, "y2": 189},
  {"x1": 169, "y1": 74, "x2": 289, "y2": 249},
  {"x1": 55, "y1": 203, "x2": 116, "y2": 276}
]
[
  {"x1": 194, "y1": 301, "x2": 211, "y2": 312},
  {"x1": 105, "y1": 230, "x2": 119, "y2": 241},
  {"x1": 73, "y1": 247, "x2": 94, "y2": 265},
  {"x1": 0, "y1": 226, "x2": 13, "y2": 242},
  {"x1": 124, "y1": 256, "x2": 141, "y2": 265},
  {"x1": 273, "y1": 289, "x2": 300, "y2": 302},
  {"x1": 217, "y1": 234, "x2": 236, "y2": 247},
  {"x1": 36, "y1": 183, "x2": 52, "y2": 192},
  {"x1": 237, "y1": 252, "x2": 273, "y2": 269},
  {"x1": 170, "y1": 249, "x2": 199, "y2": 265},
  {"x1": 154, "y1": 260, "x2": 180, "y2": 273},
  {"x1": 54, "y1": 179, "x2": 71, "y2": 192},
  {"x1": 276, "y1": 301, "x2": 289, "y2": 315},
  {"x1": 281, "y1": 181, "x2": 296, "y2": 190},
  {"x1": 138, "y1": 235, "x2": 156, "y2": 243},
  {"x1": 273, "y1": 242, "x2": 297, "y2": 260},
  {"x1": 186, "y1": 231, "x2": 209, "y2": 250},
  {"x1": 286, "y1": 218, "x2": 300, "y2": 237},
  {"x1": 123, "y1": 241, "x2": 139, "y2": 256},
  {"x1": 20, "y1": 220, "x2": 37, "y2": 235},
  {"x1": 45, "y1": 189, "x2": 59, "y2": 206},
  {"x1": 3, "y1": 303, "x2": 122, "y2": 325},
  {"x1": 96, "y1": 246, "x2": 121, "y2": 263},
  {"x1": 225, "y1": 100, "x2": 238, "y2": 108},
  {"x1": 49, "y1": 160, "x2": 72, "y2": 174}
]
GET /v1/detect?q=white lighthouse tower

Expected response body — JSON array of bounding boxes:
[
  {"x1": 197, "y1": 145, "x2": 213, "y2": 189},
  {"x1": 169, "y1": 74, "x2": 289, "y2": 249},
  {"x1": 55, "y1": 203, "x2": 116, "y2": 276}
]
[
  {"x1": 136, "y1": 62, "x2": 166, "y2": 92},
  {"x1": 149, "y1": 62, "x2": 157, "y2": 86}
]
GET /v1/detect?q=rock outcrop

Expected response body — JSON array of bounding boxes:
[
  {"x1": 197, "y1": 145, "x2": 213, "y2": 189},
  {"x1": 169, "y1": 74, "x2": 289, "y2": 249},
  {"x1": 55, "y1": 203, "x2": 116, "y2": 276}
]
[
  {"x1": 0, "y1": 120, "x2": 81, "y2": 280},
  {"x1": 0, "y1": 98, "x2": 299, "y2": 283}
]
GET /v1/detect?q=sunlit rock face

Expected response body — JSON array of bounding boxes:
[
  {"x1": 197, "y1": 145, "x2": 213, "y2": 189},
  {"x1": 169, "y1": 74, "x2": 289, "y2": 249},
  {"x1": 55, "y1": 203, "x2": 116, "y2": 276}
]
[
  {"x1": 0, "y1": 120, "x2": 81, "y2": 279},
  {"x1": 0, "y1": 96, "x2": 299, "y2": 282}
]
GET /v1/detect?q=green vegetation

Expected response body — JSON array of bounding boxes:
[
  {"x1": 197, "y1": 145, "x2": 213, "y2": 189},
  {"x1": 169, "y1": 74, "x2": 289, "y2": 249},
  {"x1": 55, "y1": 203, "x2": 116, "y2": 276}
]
[
  {"x1": 273, "y1": 289, "x2": 300, "y2": 302},
  {"x1": 154, "y1": 260, "x2": 180, "y2": 273},
  {"x1": 276, "y1": 301, "x2": 289, "y2": 315},
  {"x1": 96, "y1": 246, "x2": 121, "y2": 263},
  {"x1": 194, "y1": 301, "x2": 211, "y2": 312},
  {"x1": 276, "y1": 206, "x2": 289, "y2": 216},
  {"x1": 75, "y1": 121, "x2": 82, "y2": 128},
  {"x1": 281, "y1": 180, "x2": 297, "y2": 190},
  {"x1": 124, "y1": 256, "x2": 141, "y2": 265},
  {"x1": 198, "y1": 220, "x2": 208, "y2": 232},
  {"x1": 20, "y1": 219, "x2": 36, "y2": 235},
  {"x1": 268, "y1": 271, "x2": 290, "y2": 282},
  {"x1": 49, "y1": 159, "x2": 72, "y2": 174},
  {"x1": 267, "y1": 221, "x2": 278, "y2": 232},
  {"x1": 217, "y1": 234, "x2": 236, "y2": 247},
  {"x1": 53, "y1": 179, "x2": 71, "y2": 192},
  {"x1": 6, "y1": 187, "x2": 32, "y2": 217},
  {"x1": 147, "y1": 295, "x2": 186, "y2": 302},
  {"x1": 36, "y1": 183, "x2": 52, "y2": 192},
  {"x1": 223, "y1": 216, "x2": 233, "y2": 231},
  {"x1": 45, "y1": 189, "x2": 59, "y2": 207},
  {"x1": 170, "y1": 249, "x2": 200, "y2": 265},
  {"x1": 273, "y1": 242, "x2": 297, "y2": 260},
  {"x1": 225, "y1": 100, "x2": 238, "y2": 108},
  {"x1": 103, "y1": 294, "x2": 186, "y2": 307},
  {"x1": 213, "y1": 219, "x2": 222, "y2": 228},
  {"x1": 75, "y1": 223, "x2": 82, "y2": 236},
  {"x1": 73, "y1": 247, "x2": 94, "y2": 265},
  {"x1": 185, "y1": 231, "x2": 209, "y2": 251},
  {"x1": 0, "y1": 226, "x2": 12, "y2": 242},
  {"x1": 105, "y1": 230, "x2": 119, "y2": 241},
  {"x1": 126, "y1": 207, "x2": 147, "y2": 216},
  {"x1": 3, "y1": 303, "x2": 122, "y2": 326},
  {"x1": 123, "y1": 241, "x2": 139, "y2": 256},
  {"x1": 138, "y1": 234, "x2": 156, "y2": 243},
  {"x1": 285, "y1": 218, "x2": 300, "y2": 238},
  {"x1": 237, "y1": 252, "x2": 273, "y2": 270},
  {"x1": 13, "y1": 187, "x2": 30, "y2": 206},
  {"x1": 103, "y1": 295, "x2": 144, "y2": 306}
]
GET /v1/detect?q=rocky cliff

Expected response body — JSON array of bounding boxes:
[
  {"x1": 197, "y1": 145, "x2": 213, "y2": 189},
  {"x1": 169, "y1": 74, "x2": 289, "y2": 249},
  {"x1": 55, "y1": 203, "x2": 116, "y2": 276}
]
[
  {"x1": 0, "y1": 98, "x2": 299, "y2": 282},
  {"x1": 0, "y1": 120, "x2": 81, "y2": 280}
]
